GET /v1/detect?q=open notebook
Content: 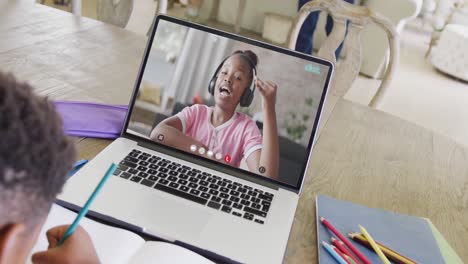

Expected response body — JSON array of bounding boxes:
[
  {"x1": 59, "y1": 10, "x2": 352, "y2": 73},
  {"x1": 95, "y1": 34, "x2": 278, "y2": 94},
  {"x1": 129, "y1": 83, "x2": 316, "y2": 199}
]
[{"x1": 28, "y1": 204, "x2": 214, "y2": 264}]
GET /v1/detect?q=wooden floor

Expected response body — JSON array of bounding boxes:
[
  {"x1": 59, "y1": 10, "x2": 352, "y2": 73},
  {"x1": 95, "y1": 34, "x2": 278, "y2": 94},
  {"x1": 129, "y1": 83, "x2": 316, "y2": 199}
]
[{"x1": 36, "y1": 0, "x2": 280, "y2": 46}]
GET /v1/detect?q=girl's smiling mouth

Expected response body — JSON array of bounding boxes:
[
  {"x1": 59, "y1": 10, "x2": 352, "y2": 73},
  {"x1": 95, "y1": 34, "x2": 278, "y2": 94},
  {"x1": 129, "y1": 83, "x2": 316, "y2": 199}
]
[{"x1": 219, "y1": 85, "x2": 232, "y2": 97}]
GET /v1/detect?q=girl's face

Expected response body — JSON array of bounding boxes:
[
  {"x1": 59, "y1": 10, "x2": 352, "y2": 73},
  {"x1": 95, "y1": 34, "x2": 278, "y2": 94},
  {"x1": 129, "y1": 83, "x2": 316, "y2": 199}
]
[{"x1": 214, "y1": 55, "x2": 252, "y2": 110}]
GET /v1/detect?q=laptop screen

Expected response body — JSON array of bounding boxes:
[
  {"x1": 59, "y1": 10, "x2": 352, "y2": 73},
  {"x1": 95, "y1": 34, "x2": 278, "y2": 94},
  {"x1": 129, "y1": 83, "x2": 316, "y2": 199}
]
[{"x1": 125, "y1": 16, "x2": 332, "y2": 189}]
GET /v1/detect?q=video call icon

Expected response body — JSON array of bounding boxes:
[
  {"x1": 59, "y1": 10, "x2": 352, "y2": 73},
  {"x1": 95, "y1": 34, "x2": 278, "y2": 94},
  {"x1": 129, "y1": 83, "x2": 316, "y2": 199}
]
[
  {"x1": 189, "y1": 145, "x2": 227, "y2": 163},
  {"x1": 198, "y1": 147, "x2": 206, "y2": 155},
  {"x1": 207, "y1": 150, "x2": 214, "y2": 158},
  {"x1": 190, "y1": 145, "x2": 197, "y2": 152},
  {"x1": 157, "y1": 134, "x2": 164, "y2": 141},
  {"x1": 304, "y1": 64, "x2": 321, "y2": 74},
  {"x1": 259, "y1": 166, "x2": 266, "y2": 174}
]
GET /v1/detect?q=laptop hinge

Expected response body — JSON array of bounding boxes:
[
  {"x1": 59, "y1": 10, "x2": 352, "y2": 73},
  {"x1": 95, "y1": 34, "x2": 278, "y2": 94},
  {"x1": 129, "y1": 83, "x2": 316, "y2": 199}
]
[{"x1": 135, "y1": 139, "x2": 280, "y2": 191}]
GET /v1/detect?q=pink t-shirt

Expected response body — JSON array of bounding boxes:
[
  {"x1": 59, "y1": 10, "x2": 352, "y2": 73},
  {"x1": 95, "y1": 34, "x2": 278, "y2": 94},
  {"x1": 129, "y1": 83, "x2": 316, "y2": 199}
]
[{"x1": 176, "y1": 104, "x2": 262, "y2": 167}]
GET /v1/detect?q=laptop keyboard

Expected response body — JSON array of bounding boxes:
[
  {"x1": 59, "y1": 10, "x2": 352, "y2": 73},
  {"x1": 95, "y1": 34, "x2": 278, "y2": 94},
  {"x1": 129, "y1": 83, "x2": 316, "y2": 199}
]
[{"x1": 113, "y1": 149, "x2": 275, "y2": 224}]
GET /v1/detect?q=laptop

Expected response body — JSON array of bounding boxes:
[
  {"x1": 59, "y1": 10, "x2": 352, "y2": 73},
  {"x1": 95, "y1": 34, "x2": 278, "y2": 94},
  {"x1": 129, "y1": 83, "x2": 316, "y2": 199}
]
[{"x1": 58, "y1": 15, "x2": 333, "y2": 263}]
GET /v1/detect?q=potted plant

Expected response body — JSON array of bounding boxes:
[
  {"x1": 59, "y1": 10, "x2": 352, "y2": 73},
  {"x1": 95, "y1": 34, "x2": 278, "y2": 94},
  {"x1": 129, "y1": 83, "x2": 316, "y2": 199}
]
[{"x1": 283, "y1": 97, "x2": 313, "y2": 143}]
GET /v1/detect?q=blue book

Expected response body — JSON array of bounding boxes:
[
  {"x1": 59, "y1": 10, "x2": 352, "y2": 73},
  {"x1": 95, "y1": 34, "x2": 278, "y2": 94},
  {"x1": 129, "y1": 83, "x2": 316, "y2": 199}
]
[{"x1": 316, "y1": 195, "x2": 445, "y2": 264}]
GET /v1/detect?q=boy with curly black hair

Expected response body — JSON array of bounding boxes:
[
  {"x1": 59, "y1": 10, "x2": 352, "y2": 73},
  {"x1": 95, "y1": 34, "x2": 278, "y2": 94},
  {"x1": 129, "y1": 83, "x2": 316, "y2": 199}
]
[{"x1": 0, "y1": 71, "x2": 100, "y2": 263}]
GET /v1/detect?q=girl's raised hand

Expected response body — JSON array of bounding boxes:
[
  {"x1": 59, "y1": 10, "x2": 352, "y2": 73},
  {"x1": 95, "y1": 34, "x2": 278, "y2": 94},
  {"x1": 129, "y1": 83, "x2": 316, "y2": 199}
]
[{"x1": 256, "y1": 78, "x2": 277, "y2": 109}]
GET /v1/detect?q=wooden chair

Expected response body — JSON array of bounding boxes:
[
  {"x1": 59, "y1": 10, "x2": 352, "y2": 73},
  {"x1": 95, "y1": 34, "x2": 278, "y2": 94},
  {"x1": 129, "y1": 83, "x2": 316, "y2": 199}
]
[
  {"x1": 209, "y1": 0, "x2": 246, "y2": 32},
  {"x1": 97, "y1": 0, "x2": 134, "y2": 28},
  {"x1": 288, "y1": 0, "x2": 400, "y2": 108}
]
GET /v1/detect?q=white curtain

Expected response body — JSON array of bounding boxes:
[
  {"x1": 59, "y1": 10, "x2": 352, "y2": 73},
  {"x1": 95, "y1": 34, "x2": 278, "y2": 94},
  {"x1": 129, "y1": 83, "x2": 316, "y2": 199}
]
[{"x1": 165, "y1": 28, "x2": 232, "y2": 108}]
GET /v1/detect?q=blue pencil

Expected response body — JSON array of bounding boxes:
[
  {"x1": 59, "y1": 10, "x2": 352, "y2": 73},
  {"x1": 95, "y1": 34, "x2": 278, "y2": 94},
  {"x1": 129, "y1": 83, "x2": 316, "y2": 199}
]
[
  {"x1": 322, "y1": 241, "x2": 348, "y2": 264},
  {"x1": 68, "y1": 159, "x2": 88, "y2": 177},
  {"x1": 57, "y1": 163, "x2": 117, "y2": 246}
]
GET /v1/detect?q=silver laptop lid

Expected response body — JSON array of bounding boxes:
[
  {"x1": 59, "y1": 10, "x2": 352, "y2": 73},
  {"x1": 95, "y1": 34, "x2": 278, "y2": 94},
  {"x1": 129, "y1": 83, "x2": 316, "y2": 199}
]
[{"x1": 122, "y1": 15, "x2": 333, "y2": 192}]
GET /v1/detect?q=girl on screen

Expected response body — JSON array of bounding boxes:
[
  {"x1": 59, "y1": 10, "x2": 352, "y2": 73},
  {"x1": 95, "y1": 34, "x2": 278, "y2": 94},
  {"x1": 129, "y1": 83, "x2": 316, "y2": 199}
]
[{"x1": 150, "y1": 50, "x2": 279, "y2": 179}]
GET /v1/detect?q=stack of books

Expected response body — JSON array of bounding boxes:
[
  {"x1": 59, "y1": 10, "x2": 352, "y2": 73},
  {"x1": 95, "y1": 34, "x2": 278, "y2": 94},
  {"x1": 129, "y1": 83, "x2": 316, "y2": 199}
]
[{"x1": 316, "y1": 195, "x2": 462, "y2": 264}]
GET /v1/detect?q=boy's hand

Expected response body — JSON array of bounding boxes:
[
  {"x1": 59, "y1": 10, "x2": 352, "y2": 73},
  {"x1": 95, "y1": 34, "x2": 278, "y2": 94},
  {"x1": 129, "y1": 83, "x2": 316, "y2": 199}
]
[
  {"x1": 256, "y1": 78, "x2": 277, "y2": 110},
  {"x1": 31, "y1": 225, "x2": 100, "y2": 264}
]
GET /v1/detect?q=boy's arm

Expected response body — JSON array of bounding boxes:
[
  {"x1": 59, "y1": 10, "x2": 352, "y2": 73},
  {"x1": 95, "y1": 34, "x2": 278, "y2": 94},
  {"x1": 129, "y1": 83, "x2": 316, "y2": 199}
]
[
  {"x1": 246, "y1": 79, "x2": 279, "y2": 179},
  {"x1": 31, "y1": 225, "x2": 99, "y2": 264}
]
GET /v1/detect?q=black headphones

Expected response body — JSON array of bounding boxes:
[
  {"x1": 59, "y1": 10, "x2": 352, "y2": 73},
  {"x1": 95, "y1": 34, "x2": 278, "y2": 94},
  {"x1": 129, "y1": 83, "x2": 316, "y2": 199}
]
[{"x1": 208, "y1": 53, "x2": 257, "y2": 107}]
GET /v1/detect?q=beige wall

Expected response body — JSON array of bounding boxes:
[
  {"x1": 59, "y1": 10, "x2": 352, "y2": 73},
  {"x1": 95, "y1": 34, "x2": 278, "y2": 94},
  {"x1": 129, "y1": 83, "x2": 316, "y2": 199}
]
[{"x1": 200, "y1": 0, "x2": 298, "y2": 33}]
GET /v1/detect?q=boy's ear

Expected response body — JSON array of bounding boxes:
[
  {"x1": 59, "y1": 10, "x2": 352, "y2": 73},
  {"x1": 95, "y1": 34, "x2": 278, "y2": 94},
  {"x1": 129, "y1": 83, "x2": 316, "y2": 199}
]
[{"x1": 0, "y1": 223, "x2": 26, "y2": 263}]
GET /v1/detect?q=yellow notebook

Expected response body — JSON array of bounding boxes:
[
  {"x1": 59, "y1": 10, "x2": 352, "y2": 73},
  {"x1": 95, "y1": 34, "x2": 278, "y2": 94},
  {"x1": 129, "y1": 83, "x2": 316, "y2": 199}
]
[{"x1": 425, "y1": 219, "x2": 463, "y2": 264}]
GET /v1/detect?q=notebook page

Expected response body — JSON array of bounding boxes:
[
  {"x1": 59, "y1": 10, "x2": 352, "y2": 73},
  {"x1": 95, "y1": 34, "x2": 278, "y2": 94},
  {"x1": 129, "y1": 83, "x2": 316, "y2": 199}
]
[
  {"x1": 128, "y1": 241, "x2": 215, "y2": 264},
  {"x1": 28, "y1": 204, "x2": 145, "y2": 264}
]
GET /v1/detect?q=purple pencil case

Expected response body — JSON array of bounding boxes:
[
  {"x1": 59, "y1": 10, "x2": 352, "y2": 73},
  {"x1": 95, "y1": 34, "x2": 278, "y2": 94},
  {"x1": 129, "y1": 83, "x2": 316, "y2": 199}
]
[{"x1": 53, "y1": 101, "x2": 128, "y2": 139}]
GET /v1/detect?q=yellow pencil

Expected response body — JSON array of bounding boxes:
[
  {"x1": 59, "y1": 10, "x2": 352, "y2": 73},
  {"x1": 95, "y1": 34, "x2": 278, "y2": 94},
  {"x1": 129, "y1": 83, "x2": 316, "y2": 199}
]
[
  {"x1": 349, "y1": 233, "x2": 417, "y2": 264},
  {"x1": 359, "y1": 225, "x2": 391, "y2": 264}
]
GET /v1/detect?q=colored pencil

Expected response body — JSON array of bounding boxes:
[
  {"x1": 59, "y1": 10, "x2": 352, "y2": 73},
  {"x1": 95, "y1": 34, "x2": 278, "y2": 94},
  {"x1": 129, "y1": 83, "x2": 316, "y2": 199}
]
[
  {"x1": 359, "y1": 225, "x2": 391, "y2": 264},
  {"x1": 331, "y1": 237, "x2": 361, "y2": 264},
  {"x1": 342, "y1": 254, "x2": 357, "y2": 264},
  {"x1": 320, "y1": 217, "x2": 371, "y2": 264},
  {"x1": 333, "y1": 246, "x2": 352, "y2": 264},
  {"x1": 348, "y1": 232, "x2": 417, "y2": 264},
  {"x1": 322, "y1": 241, "x2": 348, "y2": 264},
  {"x1": 57, "y1": 163, "x2": 117, "y2": 246}
]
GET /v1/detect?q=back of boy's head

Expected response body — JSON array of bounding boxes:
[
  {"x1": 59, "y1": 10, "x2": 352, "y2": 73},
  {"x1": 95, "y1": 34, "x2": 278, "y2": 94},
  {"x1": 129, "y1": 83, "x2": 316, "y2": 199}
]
[{"x1": 0, "y1": 71, "x2": 75, "y2": 228}]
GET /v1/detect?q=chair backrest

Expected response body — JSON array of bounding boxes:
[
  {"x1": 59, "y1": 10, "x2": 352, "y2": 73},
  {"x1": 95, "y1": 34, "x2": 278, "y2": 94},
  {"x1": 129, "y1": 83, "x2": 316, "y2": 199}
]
[
  {"x1": 97, "y1": 0, "x2": 134, "y2": 28},
  {"x1": 288, "y1": 0, "x2": 400, "y2": 108}
]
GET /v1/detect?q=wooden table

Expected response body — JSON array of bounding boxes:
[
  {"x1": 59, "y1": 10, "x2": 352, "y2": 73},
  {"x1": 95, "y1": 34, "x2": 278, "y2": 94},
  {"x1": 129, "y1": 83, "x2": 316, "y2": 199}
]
[{"x1": 1, "y1": 1, "x2": 467, "y2": 262}]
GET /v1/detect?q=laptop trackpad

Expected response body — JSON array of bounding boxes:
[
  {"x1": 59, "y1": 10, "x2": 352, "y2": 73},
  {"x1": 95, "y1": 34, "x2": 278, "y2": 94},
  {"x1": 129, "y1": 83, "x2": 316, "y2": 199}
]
[
  {"x1": 95, "y1": 178, "x2": 213, "y2": 242},
  {"x1": 138, "y1": 194, "x2": 212, "y2": 241}
]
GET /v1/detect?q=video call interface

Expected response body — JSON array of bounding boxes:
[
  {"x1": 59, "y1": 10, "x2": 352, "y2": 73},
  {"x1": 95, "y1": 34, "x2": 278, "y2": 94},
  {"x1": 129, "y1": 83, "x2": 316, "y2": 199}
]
[{"x1": 127, "y1": 18, "x2": 330, "y2": 187}]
